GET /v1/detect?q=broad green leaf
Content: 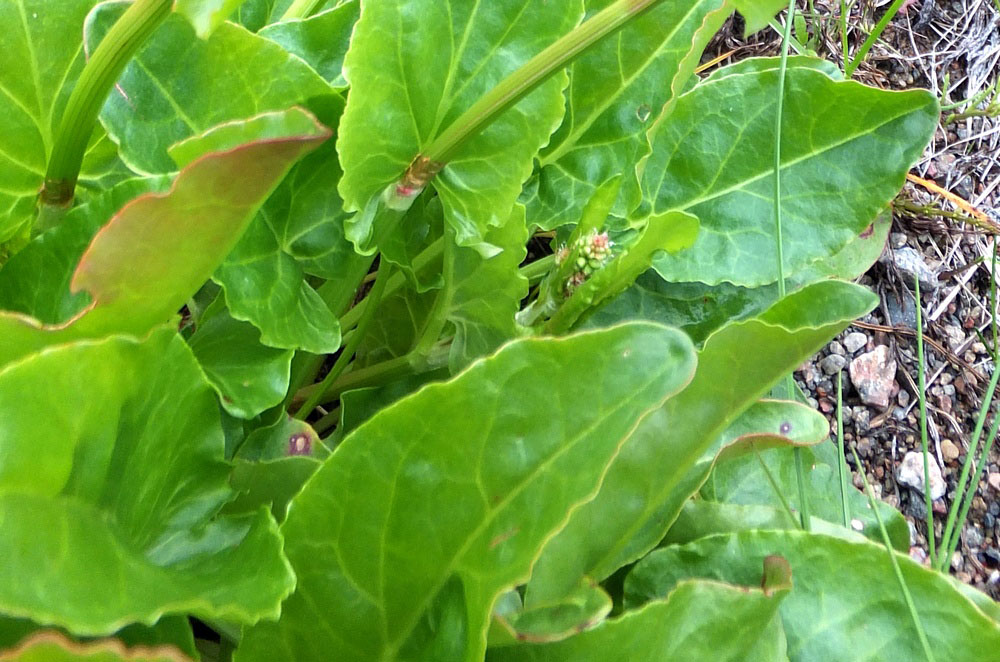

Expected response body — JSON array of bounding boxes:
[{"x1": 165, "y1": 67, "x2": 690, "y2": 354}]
[
  {"x1": 641, "y1": 65, "x2": 937, "y2": 286},
  {"x1": 583, "y1": 213, "x2": 890, "y2": 343},
  {"x1": 337, "y1": 0, "x2": 582, "y2": 250},
  {"x1": 490, "y1": 564, "x2": 792, "y2": 661},
  {"x1": 213, "y1": 101, "x2": 351, "y2": 353},
  {"x1": 0, "y1": 177, "x2": 170, "y2": 324},
  {"x1": 525, "y1": 0, "x2": 729, "y2": 230},
  {"x1": 0, "y1": 0, "x2": 124, "y2": 242},
  {"x1": 0, "y1": 107, "x2": 329, "y2": 368},
  {"x1": 187, "y1": 307, "x2": 294, "y2": 418},
  {"x1": 0, "y1": 330, "x2": 294, "y2": 634},
  {"x1": 490, "y1": 580, "x2": 611, "y2": 646},
  {"x1": 547, "y1": 210, "x2": 698, "y2": 333},
  {"x1": 704, "y1": 441, "x2": 910, "y2": 550},
  {"x1": 68, "y1": 109, "x2": 329, "y2": 339},
  {"x1": 258, "y1": 1, "x2": 360, "y2": 87},
  {"x1": 379, "y1": 193, "x2": 446, "y2": 293},
  {"x1": 237, "y1": 323, "x2": 698, "y2": 662},
  {"x1": 443, "y1": 205, "x2": 529, "y2": 371},
  {"x1": 88, "y1": 4, "x2": 335, "y2": 174},
  {"x1": 173, "y1": 0, "x2": 248, "y2": 38},
  {"x1": 626, "y1": 530, "x2": 1000, "y2": 659},
  {"x1": 0, "y1": 631, "x2": 190, "y2": 662},
  {"x1": 355, "y1": 284, "x2": 437, "y2": 367},
  {"x1": 526, "y1": 280, "x2": 877, "y2": 603}
]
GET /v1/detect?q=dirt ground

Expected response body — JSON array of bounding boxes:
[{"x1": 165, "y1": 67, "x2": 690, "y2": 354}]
[{"x1": 703, "y1": 0, "x2": 1000, "y2": 597}]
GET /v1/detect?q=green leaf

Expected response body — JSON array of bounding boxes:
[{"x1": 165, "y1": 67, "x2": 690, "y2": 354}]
[
  {"x1": 0, "y1": 0, "x2": 122, "y2": 242},
  {"x1": 213, "y1": 101, "x2": 352, "y2": 353},
  {"x1": 187, "y1": 307, "x2": 294, "y2": 418},
  {"x1": 237, "y1": 323, "x2": 698, "y2": 662},
  {"x1": 0, "y1": 330, "x2": 294, "y2": 634},
  {"x1": 729, "y1": 0, "x2": 790, "y2": 35},
  {"x1": 583, "y1": 212, "x2": 891, "y2": 343},
  {"x1": 443, "y1": 205, "x2": 529, "y2": 371},
  {"x1": 703, "y1": 442, "x2": 910, "y2": 550},
  {"x1": 258, "y1": 1, "x2": 360, "y2": 87},
  {"x1": 626, "y1": 530, "x2": 1000, "y2": 659},
  {"x1": 88, "y1": 4, "x2": 335, "y2": 174},
  {"x1": 234, "y1": 414, "x2": 323, "y2": 461},
  {"x1": 546, "y1": 210, "x2": 699, "y2": 333},
  {"x1": 225, "y1": 456, "x2": 321, "y2": 522},
  {"x1": 0, "y1": 631, "x2": 191, "y2": 661},
  {"x1": 173, "y1": 0, "x2": 248, "y2": 38},
  {"x1": 69, "y1": 109, "x2": 329, "y2": 337},
  {"x1": 524, "y1": 0, "x2": 729, "y2": 230},
  {"x1": 490, "y1": 564, "x2": 792, "y2": 661},
  {"x1": 0, "y1": 177, "x2": 170, "y2": 324},
  {"x1": 337, "y1": 0, "x2": 582, "y2": 249},
  {"x1": 490, "y1": 580, "x2": 612, "y2": 646},
  {"x1": 525, "y1": 280, "x2": 878, "y2": 603},
  {"x1": 641, "y1": 65, "x2": 937, "y2": 286}
]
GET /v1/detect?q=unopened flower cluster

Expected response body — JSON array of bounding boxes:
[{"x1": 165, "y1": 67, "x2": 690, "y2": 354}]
[{"x1": 555, "y1": 230, "x2": 614, "y2": 296}]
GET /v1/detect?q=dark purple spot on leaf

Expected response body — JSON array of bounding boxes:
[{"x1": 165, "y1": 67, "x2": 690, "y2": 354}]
[
  {"x1": 779, "y1": 421, "x2": 792, "y2": 435},
  {"x1": 288, "y1": 433, "x2": 312, "y2": 456}
]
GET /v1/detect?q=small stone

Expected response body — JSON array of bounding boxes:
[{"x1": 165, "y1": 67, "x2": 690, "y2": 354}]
[
  {"x1": 881, "y1": 246, "x2": 939, "y2": 291},
  {"x1": 850, "y1": 346, "x2": 897, "y2": 408},
  {"x1": 989, "y1": 473, "x2": 1000, "y2": 491},
  {"x1": 942, "y1": 324, "x2": 965, "y2": 352},
  {"x1": 843, "y1": 332, "x2": 868, "y2": 354},
  {"x1": 897, "y1": 451, "x2": 946, "y2": 500},
  {"x1": 897, "y1": 389, "x2": 910, "y2": 407},
  {"x1": 890, "y1": 232, "x2": 908, "y2": 249},
  {"x1": 909, "y1": 546, "x2": 928, "y2": 564},
  {"x1": 941, "y1": 439, "x2": 960, "y2": 462},
  {"x1": 820, "y1": 354, "x2": 847, "y2": 375},
  {"x1": 973, "y1": 342, "x2": 988, "y2": 355},
  {"x1": 940, "y1": 372, "x2": 953, "y2": 386},
  {"x1": 983, "y1": 548, "x2": 1000, "y2": 568},
  {"x1": 851, "y1": 519, "x2": 865, "y2": 532},
  {"x1": 966, "y1": 527, "x2": 984, "y2": 548},
  {"x1": 829, "y1": 341, "x2": 846, "y2": 356},
  {"x1": 952, "y1": 551, "x2": 964, "y2": 571}
]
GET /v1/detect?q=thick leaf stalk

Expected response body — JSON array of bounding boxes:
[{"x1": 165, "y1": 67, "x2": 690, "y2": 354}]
[
  {"x1": 409, "y1": 0, "x2": 666, "y2": 184},
  {"x1": 40, "y1": 0, "x2": 171, "y2": 212}
]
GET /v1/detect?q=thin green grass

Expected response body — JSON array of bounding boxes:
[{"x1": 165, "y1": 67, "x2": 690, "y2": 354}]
[
  {"x1": 852, "y1": 447, "x2": 937, "y2": 662},
  {"x1": 836, "y1": 372, "x2": 850, "y2": 527},
  {"x1": 774, "y1": 0, "x2": 812, "y2": 532},
  {"x1": 935, "y1": 243, "x2": 1000, "y2": 571},
  {"x1": 845, "y1": 0, "x2": 910, "y2": 77}
]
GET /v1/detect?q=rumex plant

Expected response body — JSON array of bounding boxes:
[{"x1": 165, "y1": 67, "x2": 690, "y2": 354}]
[{"x1": 0, "y1": 0, "x2": 995, "y2": 661}]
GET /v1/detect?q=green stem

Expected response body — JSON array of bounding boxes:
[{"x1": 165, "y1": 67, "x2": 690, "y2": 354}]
[
  {"x1": 938, "y1": 347, "x2": 1000, "y2": 567},
  {"x1": 844, "y1": 0, "x2": 908, "y2": 77},
  {"x1": 753, "y1": 447, "x2": 800, "y2": 528},
  {"x1": 840, "y1": 0, "x2": 849, "y2": 70},
  {"x1": 521, "y1": 255, "x2": 556, "y2": 285},
  {"x1": 294, "y1": 262, "x2": 394, "y2": 419},
  {"x1": 40, "y1": 0, "x2": 171, "y2": 213},
  {"x1": 421, "y1": 0, "x2": 665, "y2": 165},
  {"x1": 939, "y1": 414, "x2": 1000, "y2": 573},
  {"x1": 775, "y1": 0, "x2": 810, "y2": 532},
  {"x1": 914, "y1": 277, "x2": 935, "y2": 566},
  {"x1": 281, "y1": 0, "x2": 325, "y2": 21},
  {"x1": 837, "y1": 371, "x2": 850, "y2": 527},
  {"x1": 851, "y1": 448, "x2": 937, "y2": 662}
]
